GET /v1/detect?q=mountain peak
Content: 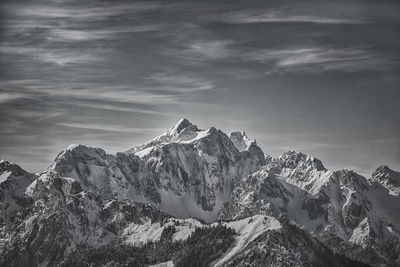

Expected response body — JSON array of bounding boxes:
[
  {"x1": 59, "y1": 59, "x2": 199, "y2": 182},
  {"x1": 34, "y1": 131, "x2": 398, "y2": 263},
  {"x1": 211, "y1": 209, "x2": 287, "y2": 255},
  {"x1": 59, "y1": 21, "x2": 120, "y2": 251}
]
[
  {"x1": 0, "y1": 159, "x2": 27, "y2": 177},
  {"x1": 171, "y1": 118, "x2": 194, "y2": 134},
  {"x1": 371, "y1": 165, "x2": 400, "y2": 195},
  {"x1": 229, "y1": 131, "x2": 256, "y2": 152},
  {"x1": 54, "y1": 144, "x2": 107, "y2": 167},
  {"x1": 372, "y1": 165, "x2": 399, "y2": 178},
  {"x1": 0, "y1": 159, "x2": 10, "y2": 165},
  {"x1": 374, "y1": 165, "x2": 392, "y2": 173},
  {"x1": 279, "y1": 150, "x2": 326, "y2": 171}
]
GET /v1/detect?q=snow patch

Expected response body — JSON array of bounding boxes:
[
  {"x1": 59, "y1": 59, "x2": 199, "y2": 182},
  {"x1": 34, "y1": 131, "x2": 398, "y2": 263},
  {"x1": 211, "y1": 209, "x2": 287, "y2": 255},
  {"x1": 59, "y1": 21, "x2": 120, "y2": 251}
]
[
  {"x1": 349, "y1": 218, "x2": 370, "y2": 246},
  {"x1": 25, "y1": 179, "x2": 38, "y2": 196},
  {"x1": 158, "y1": 189, "x2": 222, "y2": 223},
  {"x1": 149, "y1": 261, "x2": 174, "y2": 267},
  {"x1": 135, "y1": 146, "x2": 155, "y2": 158},
  {"x1": 66, "y1": 144, "x2": 80, "y2": 151},
  {"x1": 0, "y1": 171, "x2": 11, "y2": 184}
]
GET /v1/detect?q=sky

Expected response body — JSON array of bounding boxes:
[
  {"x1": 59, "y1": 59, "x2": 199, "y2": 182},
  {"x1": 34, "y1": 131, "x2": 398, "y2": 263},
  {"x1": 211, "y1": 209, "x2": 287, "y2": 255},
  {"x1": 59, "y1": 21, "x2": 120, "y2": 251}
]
[{"x1": 0, "y1": 0, "x2": 399, "y2": 175}]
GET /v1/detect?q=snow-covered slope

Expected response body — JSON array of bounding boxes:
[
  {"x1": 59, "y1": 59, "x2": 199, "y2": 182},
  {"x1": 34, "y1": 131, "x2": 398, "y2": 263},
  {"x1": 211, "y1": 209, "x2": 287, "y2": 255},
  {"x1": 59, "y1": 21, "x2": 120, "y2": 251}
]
[
  {"x1": 218, "y1": 169, "x2": 325, "y2": 232},
  {"x1": 126, "y1": 118, "x2": 202, "y2": 154},
  {"x1": 221, "y1": 215, "x2": 368, "y2": 267},
  {"x1": 213, "y1": 215, "x2": 281, "y2": 266}
]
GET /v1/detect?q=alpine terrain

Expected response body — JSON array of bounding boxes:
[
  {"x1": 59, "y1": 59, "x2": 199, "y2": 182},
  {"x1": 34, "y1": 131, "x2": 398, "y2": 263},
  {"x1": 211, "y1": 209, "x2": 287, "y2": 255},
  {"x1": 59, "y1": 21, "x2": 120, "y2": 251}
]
[{"x1": 0, "y1": 119, "x2": 398, "y2": 267}]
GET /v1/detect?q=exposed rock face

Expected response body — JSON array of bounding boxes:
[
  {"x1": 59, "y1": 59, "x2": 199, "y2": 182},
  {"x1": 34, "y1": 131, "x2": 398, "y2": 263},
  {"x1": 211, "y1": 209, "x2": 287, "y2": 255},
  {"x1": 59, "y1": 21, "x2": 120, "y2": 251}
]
[{"x1": 229, "y1": 131, "x2": 266, "y2": 165}]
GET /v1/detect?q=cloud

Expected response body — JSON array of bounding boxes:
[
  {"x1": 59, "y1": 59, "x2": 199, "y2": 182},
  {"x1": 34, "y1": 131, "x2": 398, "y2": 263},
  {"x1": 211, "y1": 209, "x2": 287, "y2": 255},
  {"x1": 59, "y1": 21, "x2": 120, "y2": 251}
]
[
  {"x1": 24, "y1": 84, "x2": 181, "y2": 105},
  {"x1": 10, "y1": 2, "x2": 160, "y2": 20},
  {"x1": 220, "y1": 9, "x2": 368, "y2": 25},
  {"x1": 39, "y1": 51, "x2": 100, "y2": 66},
  {"x1": 369, "y1": 138, "x2": 399, "y2": 144},
  {"x1": 1, "y1": 2, "x2": 164, "y2": 68},
  {"x1": 57, "y1": 122, "x2": 165, "y2": 134},
  {"x1": 0, "y1": 92, "x2": 28, "y2": 103},
  {"x1": 182, "y1": 40, "x2": 233, "y2": 61},
  {"x1": 146, "y1": 73, "x2": 215, "y2": 93},
  {"x1": 0, "y1": 45, "x2": 103, "y2": 66},
  {"x1": 244, "y1": 47, "x2": 395, "y2": 73},
  {"x1": 47, "y1": 25, "x2": 163, "y2": 42},
  {"x1": 70, "y1": 102, "x2": 167, "y2": 115}
]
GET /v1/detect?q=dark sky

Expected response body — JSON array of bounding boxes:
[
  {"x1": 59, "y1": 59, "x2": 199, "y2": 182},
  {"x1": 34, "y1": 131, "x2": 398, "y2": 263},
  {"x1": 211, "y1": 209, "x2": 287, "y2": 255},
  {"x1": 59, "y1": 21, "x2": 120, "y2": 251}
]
[{"x1": 1, "y1": 0, "x2": 399, "y2": 175}]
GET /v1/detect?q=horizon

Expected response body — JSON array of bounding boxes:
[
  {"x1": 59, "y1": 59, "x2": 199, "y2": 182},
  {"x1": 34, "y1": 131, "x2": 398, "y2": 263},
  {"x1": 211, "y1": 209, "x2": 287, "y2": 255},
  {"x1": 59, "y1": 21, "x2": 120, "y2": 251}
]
[{"x1": 1, "y1": 0, "x2": 400, "y2": 175}]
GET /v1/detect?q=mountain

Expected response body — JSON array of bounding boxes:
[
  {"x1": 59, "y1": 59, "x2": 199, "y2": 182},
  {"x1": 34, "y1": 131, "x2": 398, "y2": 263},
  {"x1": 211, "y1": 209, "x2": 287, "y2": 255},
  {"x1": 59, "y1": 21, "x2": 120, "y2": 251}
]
[
  {"x1": 0, "y1": 157, "x2": 366, "y2": 267},
  {"x1": 47, "y1": 119, "x2": 263, "y2": 222},
  {"x1": 0, "y1": 119, "x2": 399, "y2": 266},
  {"x1": 220, "y1": 215, "x2": 368, "y2": 267},
  {"x1": 370, "y1": 165, "x2": 400, "y2": 196},
  {"x1": 219, "y1": 151, "x2": 400, "y2": 266},
  {"x1": 0, "y1": 160, "x2": 37, "y2": 254}
]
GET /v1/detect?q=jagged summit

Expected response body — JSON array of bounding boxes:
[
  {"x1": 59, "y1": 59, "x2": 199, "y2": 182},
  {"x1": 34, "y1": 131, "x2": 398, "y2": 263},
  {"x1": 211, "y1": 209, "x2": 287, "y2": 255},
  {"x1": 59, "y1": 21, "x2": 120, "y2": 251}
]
[
  {"x1": 126, "y1": 118, "x2": 204, "y2": 154},
  {"x1": 54, "y1": 144, "x2": 107, "y2": 165},
  {"x1": 372, "y1": 165, "x2": 400, "y2": 183},
  {"x1": 278, "y1": 150, "x2": 326, "y2": 171},
  {"x1": 229, "y1": 131, "x2": 265, "y2": 165},
  {"x1": 229, "y1": 131, "x2": 256, "y2": 152},
  {"x1": 373, "y1": 165, "x2": 398, "y2": 177},
  {"x1": 127, "y1": 119, "x2": 266, "y2": 158},
  {"x1": 371, "y1": 165, "x2": 400, "y2": 196},
  {"x1": 170, "y1": 118, "x2": 194, "y2": 134},
  {"x1": 0, "y1": 159, "x2": 29, "y2": 178}
]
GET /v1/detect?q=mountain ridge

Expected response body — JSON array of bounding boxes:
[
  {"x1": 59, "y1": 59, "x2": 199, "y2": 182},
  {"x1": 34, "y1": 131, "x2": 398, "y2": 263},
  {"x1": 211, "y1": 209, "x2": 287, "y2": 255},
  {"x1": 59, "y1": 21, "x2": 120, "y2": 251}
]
[{"x1": 1, "y1": 119, "x2": 399, "y2": 267}]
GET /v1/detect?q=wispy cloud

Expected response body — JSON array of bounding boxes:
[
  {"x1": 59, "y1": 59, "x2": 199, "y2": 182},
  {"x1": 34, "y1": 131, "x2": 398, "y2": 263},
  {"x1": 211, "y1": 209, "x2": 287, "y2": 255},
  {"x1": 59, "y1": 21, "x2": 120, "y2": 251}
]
[
  {"x1": 220, "y1": 9, "x2": 368, "y2": 25},
  {"x1": 57, "y1": 122, "x2": 165, "y2": 134},
  {"x1": 244, "y1": 47, "x2": 395, "y2": 73},
  {"x1": 47, "y1": 25, "x2": 162, "y2": 42},
  {"x1": 23, "y1": 83, "x2": 181, "y2": 105},
  {"x1": 0, "y1": 92, "x2": 29, "y2": 104},
  {"x1": 369, "y1": 138, "x2": 399, "y2": 144},
  {"x1": 11, "y1": 3, "x2": 161, "y2": 19},
  {"x1": 70, "y1": 102, "x2": 167, "y2": 115},
  {"x1": 146, "y1": 73, "x2": 215, "y2": 93},
  {"x1": 0, "y1": 45, "x2": 103, "y2": 66},
  {"x1": 180, "y1": 40, "x2": 233, "y2": 61},
  {"x1": 1, "y1": 2, "x2": 164, "y2": 68}
]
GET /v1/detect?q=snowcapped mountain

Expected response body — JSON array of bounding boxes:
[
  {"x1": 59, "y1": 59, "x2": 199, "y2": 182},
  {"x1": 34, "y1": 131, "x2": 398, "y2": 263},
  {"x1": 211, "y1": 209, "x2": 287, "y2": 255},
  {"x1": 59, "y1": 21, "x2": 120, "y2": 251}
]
[
  {"x1": 0, "y1": 157, "x2": 365, "y2": 267},
  {"x1": 45, "y1": 119, "x2": 263, "y2": 223},
  {"x1": 370, "y1": 165, "x2": 400, "y2": 196},
  {"x1": 219, "y1": 151, "x2": 400, "y2": 266},
  {"x1": 0, "y1": 160, "x2": 37, "y2": 254},
  {"x1": 0, "y1": 119, "x2": 399, "y2": 266}
]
